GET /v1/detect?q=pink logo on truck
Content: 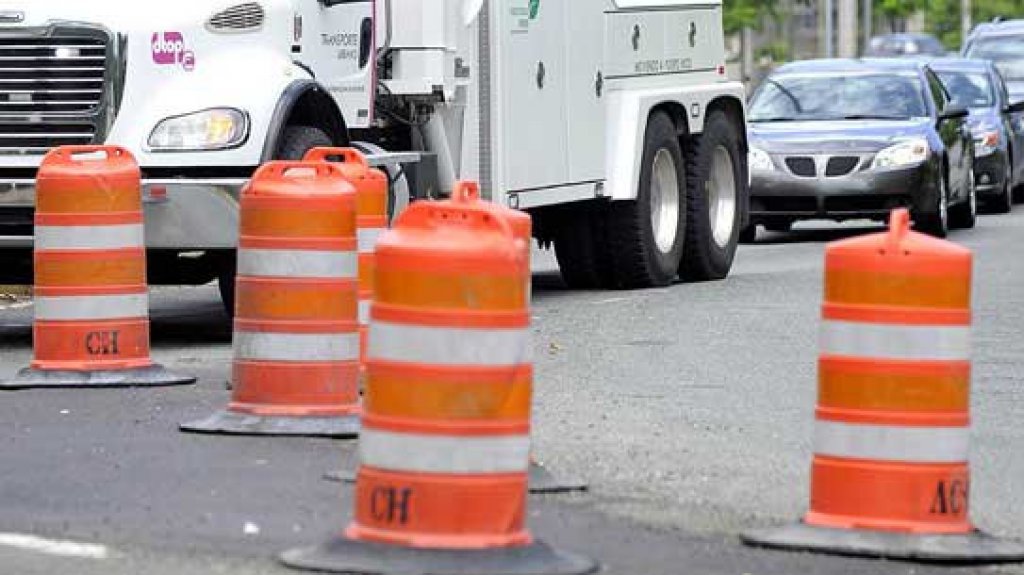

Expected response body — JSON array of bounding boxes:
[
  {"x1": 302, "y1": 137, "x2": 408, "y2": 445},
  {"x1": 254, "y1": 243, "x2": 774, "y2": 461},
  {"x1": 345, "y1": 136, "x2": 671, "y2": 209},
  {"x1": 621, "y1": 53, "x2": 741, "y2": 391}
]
[{"x1": 151, "y1": 32, "x2": 195, "y2": 71}]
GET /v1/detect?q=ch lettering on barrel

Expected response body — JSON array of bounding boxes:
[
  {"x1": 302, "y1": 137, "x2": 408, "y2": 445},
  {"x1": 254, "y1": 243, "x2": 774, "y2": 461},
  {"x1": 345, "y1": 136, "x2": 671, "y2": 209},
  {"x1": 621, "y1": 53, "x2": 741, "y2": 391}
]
[
  {"x1": 370, "y1": 486, "x2": 412, "y2": 525},
  {"x1": 85, "y1": 330, "x2": 120, "y2": 356},
  {"x1": 930, "y1": 479, "x2": 969, "y2": 515}
]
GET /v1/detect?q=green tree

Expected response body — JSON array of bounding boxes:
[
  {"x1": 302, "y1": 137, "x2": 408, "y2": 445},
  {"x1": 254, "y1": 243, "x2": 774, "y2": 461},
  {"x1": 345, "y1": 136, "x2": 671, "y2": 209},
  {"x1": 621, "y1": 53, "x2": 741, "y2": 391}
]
[
  {"x1": 723, "y1": 0, "x2": 778, "y2": 35},
  {"x1": 926, "y1": 0, "x2": 1024, "y2": 50}
]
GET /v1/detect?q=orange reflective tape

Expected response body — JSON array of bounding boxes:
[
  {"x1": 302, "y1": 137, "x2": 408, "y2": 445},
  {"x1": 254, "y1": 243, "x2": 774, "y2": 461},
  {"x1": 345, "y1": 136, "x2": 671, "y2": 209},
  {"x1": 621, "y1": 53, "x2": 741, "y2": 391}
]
[
  {"x1": 376, "y1": 267, "x2": 526, "y2": 311},
  {"x1": 822, "y1": 303, "x2": 970, "y2": 326},
  {"x1": 241, "y1": 202, "x2": 356, "y2": 239},
  {"x1": 32, "y1": 318, "x2": 150, "y2": 370},
  {"x1": 359, "y1": 253, "x2": 375, "y2": 292},
  {"x1": 235, "y1": 278, "x2": 357, "y2": 322},
  {"x1": 35, "y1": 249, "x2": 146, "y2": 287},
  {"x1": 371, "y1": 304, "x2": 529, "y2": 329},
  {"x1": 819, "y1": 357, "x2": 969, "y2": 413},
  {"x1": 362, "y1": 413, "x2": 529, "y2": 437},
  {"x1": 365, "y1": 362, "x2": 532, "y2": 421},
  {"x1": 816, "y1": 404, "x2": 969, "y2": 427},
  {"x1": 36, "y1": 183, "x2": 141, "y2": 214},
  {"x1": 347, "y1": 466, "x2": 531, "y2": 550},
  {"x1": 806, "y1": 456, "x2": 971, "y2": 534},
  {"x1": 231, "y1": 361, "x2": 360, "y2": 415},
  {"x1": 826, "y1": 269, "x2": 971, "y2": 310},
  {"x1": 35, "y1": 212, "x2": 142, "y2": 226}
]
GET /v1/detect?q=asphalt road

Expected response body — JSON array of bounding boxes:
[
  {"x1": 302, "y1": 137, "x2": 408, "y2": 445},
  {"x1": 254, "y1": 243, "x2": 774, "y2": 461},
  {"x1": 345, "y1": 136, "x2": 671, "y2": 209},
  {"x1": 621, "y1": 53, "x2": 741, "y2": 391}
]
[{"x1": 2, "y1": 210, "x2": 1024, "y2": 575}]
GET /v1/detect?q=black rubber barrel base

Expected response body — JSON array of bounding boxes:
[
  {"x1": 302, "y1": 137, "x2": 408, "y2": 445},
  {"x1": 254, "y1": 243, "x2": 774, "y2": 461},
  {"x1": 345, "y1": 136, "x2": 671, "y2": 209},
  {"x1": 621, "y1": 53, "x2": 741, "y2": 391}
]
[
  {"x1": 0, "y1": 364, "x2": 196, "y2": 390},
  {"x1": 180, "y1": 409, "x2": 360, "y2": 438},
  {"x1": 741, "y1": 521, "x2": 1024, "y2": 564},
  {"x1": 279, "y1": 536, "x2": 599, "y2": 575},
  {"x1": 323, "y1": 462, "x2": 587, "y2": 494}
]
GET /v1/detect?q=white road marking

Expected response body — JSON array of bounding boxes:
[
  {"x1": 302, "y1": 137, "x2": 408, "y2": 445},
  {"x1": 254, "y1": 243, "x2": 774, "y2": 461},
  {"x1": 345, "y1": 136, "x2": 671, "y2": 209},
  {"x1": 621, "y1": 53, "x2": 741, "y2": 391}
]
[{"x1": 0, "y1": 532, "x2": 110, "y2": 560}]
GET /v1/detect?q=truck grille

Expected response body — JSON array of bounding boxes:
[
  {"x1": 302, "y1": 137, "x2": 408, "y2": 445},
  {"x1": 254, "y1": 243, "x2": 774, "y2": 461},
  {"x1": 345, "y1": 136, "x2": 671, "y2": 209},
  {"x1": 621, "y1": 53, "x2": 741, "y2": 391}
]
[{"x1": 0, "y1": 29, "x2": 109, "y2": 155}]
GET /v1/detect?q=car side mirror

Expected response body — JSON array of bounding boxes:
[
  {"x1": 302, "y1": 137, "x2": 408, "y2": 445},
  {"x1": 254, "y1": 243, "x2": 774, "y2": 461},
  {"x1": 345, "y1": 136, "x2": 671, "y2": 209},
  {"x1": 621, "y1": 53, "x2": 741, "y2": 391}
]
[
  {"x1": 939, "y1": 105, "x2": 969, "y2": 120},
  {"x1": 1005, "y1": 100, "x2": 1024, "y2": 114}
]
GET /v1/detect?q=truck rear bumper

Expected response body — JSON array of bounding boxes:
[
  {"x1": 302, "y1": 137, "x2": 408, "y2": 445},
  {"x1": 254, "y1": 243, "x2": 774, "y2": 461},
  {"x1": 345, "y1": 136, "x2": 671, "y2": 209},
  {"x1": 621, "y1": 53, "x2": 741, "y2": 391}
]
[{"x1": 0, "y1": 178, "x2": 245, "y2": 250}]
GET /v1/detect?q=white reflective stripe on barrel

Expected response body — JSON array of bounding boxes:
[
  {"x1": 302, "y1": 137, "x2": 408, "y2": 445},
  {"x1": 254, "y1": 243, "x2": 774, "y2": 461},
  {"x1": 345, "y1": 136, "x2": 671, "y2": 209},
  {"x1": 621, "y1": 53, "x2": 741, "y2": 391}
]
[
  {"x1": 359, "y1": 427, "x2": 531, "y2": 474},
  {"x1": 35, "y1": 224, "x2": 144, "y2": 250},
  {"x1": 234, "y1": 331, "x2": 360, "y2": 362},
  {"x1": 358, "y1": 228, "x2": 384, "y2": 254},
  {"x1": 368, "y1": 321, "x2": 531, "y2": 366},
  {"x1": 35, "y1": 293, "x2": 148, "y2": 321},
  {"x1": 358, "y1": 299, "x2": 371, "y2": 326},
  {"x1": 814, "y1": 420, "x2": 969, "y2": 463},
  {"x1": 820, "y1": 320, "x2": 971, "y2": 362},
  {"x1": 237, "y1": 249, "x2": 357, "y2": 279}
]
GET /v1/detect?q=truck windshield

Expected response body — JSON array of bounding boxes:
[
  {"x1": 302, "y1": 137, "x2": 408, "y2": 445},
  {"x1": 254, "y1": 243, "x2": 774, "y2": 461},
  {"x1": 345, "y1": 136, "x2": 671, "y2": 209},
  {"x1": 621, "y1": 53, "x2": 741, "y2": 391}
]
[
  {"x1": 749, "y1": 73, "x2": 928, "y2": 122},
  {"x1": 965, "y1": 37, "x2": 1024, "y2": 82}
]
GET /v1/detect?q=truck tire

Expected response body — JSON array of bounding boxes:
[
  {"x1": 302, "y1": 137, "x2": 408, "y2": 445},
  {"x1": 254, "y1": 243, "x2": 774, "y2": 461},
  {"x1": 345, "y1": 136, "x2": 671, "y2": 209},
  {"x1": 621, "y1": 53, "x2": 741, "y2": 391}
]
[
  {"x1": 275, "y1": 125, "x2": 333, "y2": 160},
  {"x1": 555, "y1": 206, "x2": 611, "y2": 289},
  {"x1": 680, "y1": 110, "x2": 744, "y2": 281},
  {"x1": 605, "y1": 112, "x2": 687, "y2": 288},
  {"x1": 217, "y1": 125, "x2": 334, "y2": 316}
]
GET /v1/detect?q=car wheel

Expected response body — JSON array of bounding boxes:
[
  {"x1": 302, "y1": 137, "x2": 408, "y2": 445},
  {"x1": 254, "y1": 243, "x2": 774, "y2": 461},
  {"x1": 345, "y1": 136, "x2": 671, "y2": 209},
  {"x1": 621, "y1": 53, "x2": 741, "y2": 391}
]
[
  {"x1": 916, "y1": 172, "x2": 949, "y2": 238},
  {"x1": 605, "y1": 112, "x2": 687, "y2": 288},
  {"x1": 949, "y1": 169, "x2": 977, "y2": 230},
  {"x1": 680, "y1": 110, "x2": 744, "y2": 281}
]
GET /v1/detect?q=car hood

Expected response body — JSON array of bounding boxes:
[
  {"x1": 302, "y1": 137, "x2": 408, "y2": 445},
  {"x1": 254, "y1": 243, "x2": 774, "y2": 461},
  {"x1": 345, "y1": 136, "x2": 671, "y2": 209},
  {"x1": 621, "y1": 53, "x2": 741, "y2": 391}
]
[
  {"x1": 748, "y1": 119, "x2": 932, "y2": 154},
  {"x1": 1006, "y1": 81, "x2": 1024, "y2": 105},
  {"x1": 967, "y1": 107, "x2": 1002, "y2": 131}
]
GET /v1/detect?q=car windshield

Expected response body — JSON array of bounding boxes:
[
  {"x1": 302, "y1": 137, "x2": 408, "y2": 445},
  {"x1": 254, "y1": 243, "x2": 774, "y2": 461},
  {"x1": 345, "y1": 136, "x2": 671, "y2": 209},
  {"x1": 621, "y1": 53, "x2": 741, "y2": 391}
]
[
  {"x1": 748, "y1": 73, "x2": 928, "y2": 122},
  {"x1": 935, "y1": 70, "x2": 994, "y2": 108},
  {"x1": 965, "y1": 37, "x2": 1024, "y2": 81}
]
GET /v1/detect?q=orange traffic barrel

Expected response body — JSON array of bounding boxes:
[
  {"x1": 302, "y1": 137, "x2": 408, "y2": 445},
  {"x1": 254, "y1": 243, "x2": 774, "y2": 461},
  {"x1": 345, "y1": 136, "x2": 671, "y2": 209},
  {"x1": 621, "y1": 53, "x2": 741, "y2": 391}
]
[
  {"x1": 742, "y1": 209, "x2": 1024, "y2": 562},
  {"x1": 280, "y1": 181, "x2": 597, "y2": 574},
  {"x1": 1, "y1": 146, "x2": 194, "y2": 389},
  {"x1": 180, "y1": 161, "x2": 360, "y2": 437},
  {"x1": 303, "y1": 147, "x2": 388, "y2": 371}
]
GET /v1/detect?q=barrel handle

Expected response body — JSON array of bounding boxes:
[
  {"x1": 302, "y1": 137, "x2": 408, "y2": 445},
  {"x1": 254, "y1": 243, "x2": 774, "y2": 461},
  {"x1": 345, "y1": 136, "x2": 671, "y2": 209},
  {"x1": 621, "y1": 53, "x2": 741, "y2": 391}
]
[
  {"x1": 886, "y1": 208, "x2": 911, "y2": 254},
  {"x1": 303, "y1": 147, "x2": 369, "y2": 167},
  {"x1": 452, "y1": 180, "x2": 481, "y2": 203}
]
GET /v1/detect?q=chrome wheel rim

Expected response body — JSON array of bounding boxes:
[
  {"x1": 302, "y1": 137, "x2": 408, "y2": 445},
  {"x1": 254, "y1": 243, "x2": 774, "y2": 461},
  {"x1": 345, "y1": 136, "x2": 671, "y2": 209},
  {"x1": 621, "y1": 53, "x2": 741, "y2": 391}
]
[
  {"x1": 650, "y1": 148, "x2": 681, "y2": 254},
  {"x1": 708, "y1": 146, "x2": 737, "y2": 248}
]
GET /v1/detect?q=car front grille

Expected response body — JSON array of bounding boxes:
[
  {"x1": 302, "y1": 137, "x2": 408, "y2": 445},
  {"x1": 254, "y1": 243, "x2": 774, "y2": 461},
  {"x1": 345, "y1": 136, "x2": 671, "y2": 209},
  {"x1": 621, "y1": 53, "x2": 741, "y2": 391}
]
[
  {"x1": 0, "y1": 27, "x2": 111, "y2": 155},
  {"x1": 825, "y1": 156, "x2": 860, "y2": 177},
  {"x1": 785, "y1": 157, "x2": 816, "y2": 177}
]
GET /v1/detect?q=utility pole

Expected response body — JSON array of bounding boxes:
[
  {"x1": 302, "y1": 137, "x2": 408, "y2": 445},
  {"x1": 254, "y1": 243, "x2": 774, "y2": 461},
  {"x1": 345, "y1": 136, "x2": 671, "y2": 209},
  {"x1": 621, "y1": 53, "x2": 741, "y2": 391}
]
[
  {"x1": 823, "y1": 0, "x2": 834, "y2": 57},
  {"x1": 837, "y1": 0, "x2": 858, "y2": 58},
  {"x1": 862, "y1": 0, "x2": 873, "y2": 55},
  {"x1": 961, "y1": 0, "x2": 972, "y2": 43}
]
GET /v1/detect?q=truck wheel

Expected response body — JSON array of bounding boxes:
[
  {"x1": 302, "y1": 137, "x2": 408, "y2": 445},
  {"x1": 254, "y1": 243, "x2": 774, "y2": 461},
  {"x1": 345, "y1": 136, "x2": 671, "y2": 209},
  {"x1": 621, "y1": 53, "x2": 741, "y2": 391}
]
[
  {"x1": 555, "y1": 206, "x2": 611, "y2": 289},
  {"x1": 680, "y1": 110, "x2": 744, "y2": 281},
  {"x1": 605, "y1": 112, "x2": 686, "y2": 288},
  {"x1": 276, "y1": 125, "x2": 333, "y2": 160}
]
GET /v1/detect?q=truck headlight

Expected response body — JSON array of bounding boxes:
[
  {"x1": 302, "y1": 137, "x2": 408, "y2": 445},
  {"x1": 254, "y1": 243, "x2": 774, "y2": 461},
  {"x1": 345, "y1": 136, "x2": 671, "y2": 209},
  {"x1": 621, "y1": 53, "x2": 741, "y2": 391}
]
[
  {"x1": 871, "y1": 138, "x2": 930, "y2": 169},
  {"x1": 148, "y1": 108, "x2": 249, "y2": 151},
  {"x1": 749, "y1": 146, "x2": 774, "y2": 172}
]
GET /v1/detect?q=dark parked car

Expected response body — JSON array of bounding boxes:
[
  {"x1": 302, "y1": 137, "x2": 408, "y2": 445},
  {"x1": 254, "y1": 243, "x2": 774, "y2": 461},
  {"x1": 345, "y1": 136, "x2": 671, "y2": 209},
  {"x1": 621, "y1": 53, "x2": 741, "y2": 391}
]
[
  {"x1": 744, "y1": 58, "x2": 976, "y2": 240},
  {"x1": 930, "y1": 58, "x2": 1024, "y2": 213},
  {"x1": 962, "y1": 19, "x2": 1024, "y2": 102},
  {"x1": 865, "y1": 33, "x2": 947, "y2": 58}
]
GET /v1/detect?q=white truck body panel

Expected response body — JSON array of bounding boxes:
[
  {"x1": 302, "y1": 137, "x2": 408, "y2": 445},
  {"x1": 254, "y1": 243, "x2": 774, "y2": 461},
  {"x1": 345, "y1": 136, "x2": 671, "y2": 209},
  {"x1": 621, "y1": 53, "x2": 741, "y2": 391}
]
[{"x1": 0, "y1": 0, "x2": 745, "y2": 249}]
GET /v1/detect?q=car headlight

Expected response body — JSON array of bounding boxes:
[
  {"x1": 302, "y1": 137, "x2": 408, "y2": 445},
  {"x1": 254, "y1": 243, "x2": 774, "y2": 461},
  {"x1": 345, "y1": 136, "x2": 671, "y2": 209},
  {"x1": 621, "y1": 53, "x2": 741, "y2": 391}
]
[
  {"x1": 749, "y1": 146, "x2": 774, "y2": 172},
  {"x1": 871, "y1": 138, "x2": 930, "y2": 169},
  {"x1": 973, "y1": 128, "x2": 1000, "y2": 157},
  {"x1": 148, "y1": 108, "x2": 249, "y2": 151}
]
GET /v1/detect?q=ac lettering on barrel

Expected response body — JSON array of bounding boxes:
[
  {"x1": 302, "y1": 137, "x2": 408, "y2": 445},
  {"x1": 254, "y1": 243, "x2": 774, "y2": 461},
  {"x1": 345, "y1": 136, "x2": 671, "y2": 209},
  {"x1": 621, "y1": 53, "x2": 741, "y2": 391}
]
[
  {"x1": 370, "y1": 486, "x2": 412, "y2": 525},
  {"x1": 85, "y1": 330, "x2": 120, "y2": 356},
  {"x1": 930, "y1": 479, "x2": 969, "y2": 515}
]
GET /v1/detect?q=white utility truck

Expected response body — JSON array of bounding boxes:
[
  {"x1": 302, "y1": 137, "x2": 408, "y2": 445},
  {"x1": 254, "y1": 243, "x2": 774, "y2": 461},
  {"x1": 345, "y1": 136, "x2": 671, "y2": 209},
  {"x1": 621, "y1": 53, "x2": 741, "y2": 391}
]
[{"x1": 0, "y1": 0, "x2": 748, "y2": 311}]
